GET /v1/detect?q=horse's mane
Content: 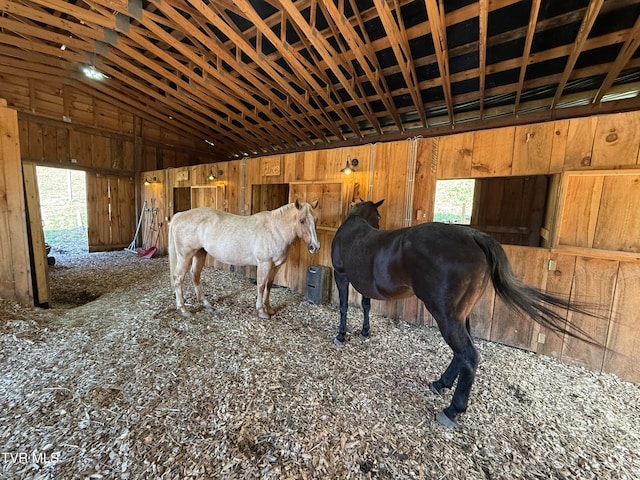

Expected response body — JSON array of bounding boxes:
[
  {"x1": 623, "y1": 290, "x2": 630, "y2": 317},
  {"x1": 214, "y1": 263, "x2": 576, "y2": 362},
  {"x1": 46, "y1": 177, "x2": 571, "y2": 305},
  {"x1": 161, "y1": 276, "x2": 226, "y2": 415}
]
[{"x1": 270, "y1": 202, "x2": 296, "y2": 217}]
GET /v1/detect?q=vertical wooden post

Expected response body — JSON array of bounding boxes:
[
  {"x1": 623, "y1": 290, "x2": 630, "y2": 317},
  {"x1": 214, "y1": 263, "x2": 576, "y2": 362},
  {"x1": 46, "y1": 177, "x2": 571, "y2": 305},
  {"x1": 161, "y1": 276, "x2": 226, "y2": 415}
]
[
  {"x1": 0, "y1": 99, "x2": 33, "y2": 305},
  {"x1": 22, "y1": 163, "x2": 50, "y2": 306}
]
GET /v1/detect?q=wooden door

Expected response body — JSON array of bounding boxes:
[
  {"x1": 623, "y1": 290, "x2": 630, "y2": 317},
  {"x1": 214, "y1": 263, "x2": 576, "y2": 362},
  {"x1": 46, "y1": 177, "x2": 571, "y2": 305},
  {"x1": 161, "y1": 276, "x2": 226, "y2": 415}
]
[{"x1": 86, "y1": 173, "x2": 135, "y2": 251}]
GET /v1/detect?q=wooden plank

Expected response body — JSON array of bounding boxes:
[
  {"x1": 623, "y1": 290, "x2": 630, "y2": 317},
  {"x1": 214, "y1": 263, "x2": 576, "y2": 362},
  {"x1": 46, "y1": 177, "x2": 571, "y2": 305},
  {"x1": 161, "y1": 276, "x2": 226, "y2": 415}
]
[
  {"x1": 56, "y1": 126, "x2": 69, "y2": 162},
  {"x1": 92, "y1": 134, "x2": 110, "y2": 169},
  {"x1": 602, "y1": 262, "x2": 640, "y2": 383},
  {"x1": 22, "y1": 163, "x2": 49, "y2": 306},
  {"x1": 192, "y1": 186, "x2": 222, "y2": 209},
  {"x1": 320, "y1": 182, "x2": 342, "y2": 229},
  {"x1": 0, "y1": 103, "x2": 32, "y2": 304},
  {"x1": 561, "y1": 257, "x2": 617, "y2": 371},
  {"x1": 18, "y1": 118, "x2": 30, "y2": 159},
  {"x1": 512, "y1": 122, "x2": 555, "y2": 175},
  {"x1": 536, "y1": 253, "x2": 576, "y2": 359},
  {"x1": 42, "y1": 124, "x2": 57, "y2": 163},
  {"x1": 470, "y1": 280, "x2": 495, "y2": 340},
  {"x1": 556, "y1": 175, "x2": 603, "y2": 248},
  {"x1": 86, "y1": 172, "x2": 110, "y2": 250},
  {"x1": 412, "y1": 138, "x2": 436, "y2": 225},
  {"x1": 489, "y1": 246, "x2": 547, "y2": 350},
  {"x1": 564, "y1": 116, "x2": 597, "y2": 169},
  {"x1": 592, "y1": 174, "x2": 640, "y2": 253},
  {"x1": 591, "y1": 111, "x2": 640, "y2": 168},
  {"x1": 371, "y1": 141, "x2": 409, "y2": 229},
  {"x1": 541, "y1": 174, "x2": 561, "y2": 248},
  {"x1": 28, "y1": 121, "x2": 44, "y2": 160},
  {"x1": 0, "y1": 212, "x2": 14, "y2": 298},
  {"x1": 471, "y1": 127, "x2": 514, "y2": 177},
  {"x1": 69, "y1": 130, "x2": 92, "y2": 167},
  {"x1": 112, "y1": 176, "x2": 135, "y2": 247},
  {"x1": 282, "y1": 153, "x2": 297, "y2": 183},
  {"x1": 436, "y1": 132, "x2": 473, "y2": 178},
  {"x1": 549, "y1": 120, "x2": 569, "y2": 173}
]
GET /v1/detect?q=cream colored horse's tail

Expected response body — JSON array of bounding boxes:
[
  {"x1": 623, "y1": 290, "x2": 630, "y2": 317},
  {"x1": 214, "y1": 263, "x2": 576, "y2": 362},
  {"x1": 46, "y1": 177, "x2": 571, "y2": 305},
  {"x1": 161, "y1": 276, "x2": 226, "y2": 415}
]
[{"x1": 168, "y1": 215, "x2": 178, "y2": 281}]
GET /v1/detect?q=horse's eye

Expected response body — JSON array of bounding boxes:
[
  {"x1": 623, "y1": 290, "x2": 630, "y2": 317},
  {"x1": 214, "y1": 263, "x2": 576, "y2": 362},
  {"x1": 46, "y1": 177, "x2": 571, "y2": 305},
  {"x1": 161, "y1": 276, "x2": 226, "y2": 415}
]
[{"x1": 300, "y1": 219, "x2": 305, "y2": 224}]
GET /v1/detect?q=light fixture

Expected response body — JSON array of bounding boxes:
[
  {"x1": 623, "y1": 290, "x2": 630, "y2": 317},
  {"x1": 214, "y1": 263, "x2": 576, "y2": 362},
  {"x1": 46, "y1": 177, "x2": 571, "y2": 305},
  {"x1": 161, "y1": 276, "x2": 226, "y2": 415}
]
[
  {"x1": 144, "y1": 176, "x2": 158, "y2": 185},
  {"x1": 340, "y1": 156, "x2": 359, "y2": 175},
  {"x1": 82, "y1": 65, "x2": 108, "y2": 81},
  {"x1": 208, "y1": 170, "x2": 216, "y2": 181}
]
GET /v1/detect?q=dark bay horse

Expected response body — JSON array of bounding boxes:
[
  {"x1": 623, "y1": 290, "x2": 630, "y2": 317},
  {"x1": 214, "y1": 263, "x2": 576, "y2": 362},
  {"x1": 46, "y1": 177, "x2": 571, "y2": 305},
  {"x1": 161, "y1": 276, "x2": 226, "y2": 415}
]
[
  {"x1": 331, "y1": 200, "x2": 598, "y2": 427},
  {"x1": 169, "y1": 200, "x2": 319, "y2": 318}
]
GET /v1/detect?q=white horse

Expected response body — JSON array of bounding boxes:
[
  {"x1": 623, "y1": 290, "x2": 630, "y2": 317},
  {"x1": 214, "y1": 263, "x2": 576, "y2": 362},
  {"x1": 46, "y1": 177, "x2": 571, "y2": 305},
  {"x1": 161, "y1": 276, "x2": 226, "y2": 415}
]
[{"x1": 169, "y1": 200, "x2": 320, "y2": 318}]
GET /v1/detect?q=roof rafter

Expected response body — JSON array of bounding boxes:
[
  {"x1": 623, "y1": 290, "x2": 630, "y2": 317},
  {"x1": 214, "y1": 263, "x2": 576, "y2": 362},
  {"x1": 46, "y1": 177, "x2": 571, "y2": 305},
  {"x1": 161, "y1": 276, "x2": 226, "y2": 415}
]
[
  {"x1": 551, "y1": 0, "x2": 605, "y2": 109},
  {"x1": 423, "y1": 0, "x2": 454, "y2": 124}
]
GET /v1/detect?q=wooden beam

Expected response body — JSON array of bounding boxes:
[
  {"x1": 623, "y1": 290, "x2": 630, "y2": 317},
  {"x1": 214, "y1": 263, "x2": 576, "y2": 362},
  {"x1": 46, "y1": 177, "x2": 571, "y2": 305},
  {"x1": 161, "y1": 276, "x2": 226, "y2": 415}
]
[
  {"x1": 424, "y1": 0, "x2": 454, "y2": 124},
  {"x1": 592, "y1": 14, "x2": 640, "y2": 105},
  {"x1": 478, "y1": 0, "x2": 488, "y2": 119},
  {"x1": 514, "y1": 0, "x2": 541, "y2": 114},
  {"x1": 278, "y1": 0, "x2": 378, "y2": 136},
  {"x1": 551, "y1": 0, "x2": 605, "y2": 108},
  {"x1": 371, "y1": 0, "x2": 425, "y2": 128}
]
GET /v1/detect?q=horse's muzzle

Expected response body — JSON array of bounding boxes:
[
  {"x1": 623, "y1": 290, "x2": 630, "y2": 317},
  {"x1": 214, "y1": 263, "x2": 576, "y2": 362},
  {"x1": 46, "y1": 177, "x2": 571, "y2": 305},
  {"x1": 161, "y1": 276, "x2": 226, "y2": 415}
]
[{"x1": 308, "y1": 243, "x2": 320, "y2": 254}]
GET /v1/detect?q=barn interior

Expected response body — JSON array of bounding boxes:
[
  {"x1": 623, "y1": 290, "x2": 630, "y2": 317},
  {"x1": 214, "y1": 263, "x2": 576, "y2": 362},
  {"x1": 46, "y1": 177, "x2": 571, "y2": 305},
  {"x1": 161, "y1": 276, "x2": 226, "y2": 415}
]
[
  {"x1": 2, "y1": 1, "x2": 640, "y2": 477},
  {"x1": 2, "y1": 1, "x2": 640, "y2": 393}
]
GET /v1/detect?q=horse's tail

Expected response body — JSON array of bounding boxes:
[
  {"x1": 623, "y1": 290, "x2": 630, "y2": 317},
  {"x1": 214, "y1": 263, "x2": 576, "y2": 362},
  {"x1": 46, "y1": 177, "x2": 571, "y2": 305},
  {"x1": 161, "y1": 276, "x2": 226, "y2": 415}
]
[
  {"x1": 168, "y1": 215, "x2": 178, "y2": 282},
  {"x1": 472, "y1": 230, "x2": 600, "y2": 344}
]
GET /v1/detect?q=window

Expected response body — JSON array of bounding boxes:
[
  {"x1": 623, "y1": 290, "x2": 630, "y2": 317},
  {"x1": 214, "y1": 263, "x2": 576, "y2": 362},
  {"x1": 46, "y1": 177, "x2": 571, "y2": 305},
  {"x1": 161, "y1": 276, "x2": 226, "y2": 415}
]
[
  {"x1": 433, "y1": 179, "x2": 475, "y2": 224},
  {"x1": 434, "y1": 176, "x2": 551, "y2": 247}
]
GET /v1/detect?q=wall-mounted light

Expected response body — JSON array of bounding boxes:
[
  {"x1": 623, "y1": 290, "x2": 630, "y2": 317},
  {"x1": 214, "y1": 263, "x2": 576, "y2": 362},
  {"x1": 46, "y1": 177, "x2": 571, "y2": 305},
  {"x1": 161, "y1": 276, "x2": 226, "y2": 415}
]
[
  {"x1": 144, "y1": 176, "x2": 158, "y2": 185},
  {"x1": 208, "y1": 169, "x2": 223, "y2": 181},
  {"x1": 340, "y1": 156, "x2": 359, "y2": 175}
]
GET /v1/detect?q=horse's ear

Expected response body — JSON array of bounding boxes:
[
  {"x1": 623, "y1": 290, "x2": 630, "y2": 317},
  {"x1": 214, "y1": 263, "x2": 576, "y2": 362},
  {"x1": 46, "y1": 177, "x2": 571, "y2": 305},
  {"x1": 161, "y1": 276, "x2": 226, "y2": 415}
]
[
  {"x1": 310, "y1": 200, "x2": 319, "y2": 209},
  {"x1": 374, "y1": 199, "x2": 385, "y2": 208},
  {"x1": 295, "y1": 198, "x2": 301, "y2": 209}
]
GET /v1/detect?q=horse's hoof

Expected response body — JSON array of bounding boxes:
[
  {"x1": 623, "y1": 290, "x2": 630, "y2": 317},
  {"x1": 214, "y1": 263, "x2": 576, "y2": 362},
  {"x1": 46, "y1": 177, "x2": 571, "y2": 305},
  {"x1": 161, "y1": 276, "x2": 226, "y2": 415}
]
[
  {"x1": 435, "y1": 410, "x2": 457, "y2": 428},
  {"x1": 258, "y1": 311, "x2": 271, "y2": 319},
  {"x1": 334, "y1": 337, "x2": 345, "y2": 347},
  {"x1": 359, "y1": 333, "x2": 370, "y2": 343},
  {"x1": 179, "y1": 309, "x2": 192, "y2": 318},
  {"x1": 202, "y1": 300, "x2": 212, "y2": 308}
]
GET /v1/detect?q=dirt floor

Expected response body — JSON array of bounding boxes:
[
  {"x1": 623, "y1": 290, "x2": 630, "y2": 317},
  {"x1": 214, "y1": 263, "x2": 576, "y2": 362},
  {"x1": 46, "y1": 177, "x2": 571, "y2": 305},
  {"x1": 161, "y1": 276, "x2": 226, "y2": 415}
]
[{"x1": 1, "y1": 250, "x2": 639, "y2": 479}]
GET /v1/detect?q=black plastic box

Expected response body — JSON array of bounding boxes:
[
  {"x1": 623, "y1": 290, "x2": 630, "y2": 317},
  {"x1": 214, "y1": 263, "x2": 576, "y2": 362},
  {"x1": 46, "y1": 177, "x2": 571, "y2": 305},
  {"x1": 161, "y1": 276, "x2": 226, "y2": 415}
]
[{"x1": 304, "y1": 265, "x2": 331, "y2": 305}]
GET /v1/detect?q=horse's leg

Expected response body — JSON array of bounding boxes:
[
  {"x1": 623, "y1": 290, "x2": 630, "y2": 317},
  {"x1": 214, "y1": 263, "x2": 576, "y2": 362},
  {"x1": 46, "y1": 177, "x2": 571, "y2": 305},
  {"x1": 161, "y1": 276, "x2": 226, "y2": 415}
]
[
  {"x1": 334, "y1": 271, "x2": 349, "y2": 345},
  {"x1": 255, "y1": 262, "x2": 272, "y2": 319},
  {"x1": 360, "y1": 296, "x2": 371, "y2": 341},
  {"x1": 263, "y1": 265, "x2": 281, "y2": 316},
  {"x1": 428, "y1": 309, "x2": 479, "y2": 427},
  {"x1": 429, "y1": 319, "x2": 472, "y2": 394},
  {"x1": 191, "y1": 249, "x2": 211, "y2": 308},
  {"x1": 173, "y1": 253, "x2": 193, "y2": 317}
]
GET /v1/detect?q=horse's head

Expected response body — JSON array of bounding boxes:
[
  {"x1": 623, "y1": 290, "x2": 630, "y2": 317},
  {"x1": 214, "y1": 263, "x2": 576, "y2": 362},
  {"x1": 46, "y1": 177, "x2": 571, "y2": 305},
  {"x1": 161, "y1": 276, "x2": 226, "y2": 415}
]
[
  {"x1": 349, "y1": 199, "x2": 384, "y2": 228},
  {"x1": 294, "y1": 199, "x2": 320, "y2": 254}
]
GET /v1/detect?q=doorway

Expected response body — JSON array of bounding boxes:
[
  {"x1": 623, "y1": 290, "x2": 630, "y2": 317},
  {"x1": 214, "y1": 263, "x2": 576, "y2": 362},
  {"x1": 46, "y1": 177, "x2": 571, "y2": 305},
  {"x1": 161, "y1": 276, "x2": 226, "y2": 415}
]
[{"x1": 36, "y1": 166, "x2": 88, "y2": 257}]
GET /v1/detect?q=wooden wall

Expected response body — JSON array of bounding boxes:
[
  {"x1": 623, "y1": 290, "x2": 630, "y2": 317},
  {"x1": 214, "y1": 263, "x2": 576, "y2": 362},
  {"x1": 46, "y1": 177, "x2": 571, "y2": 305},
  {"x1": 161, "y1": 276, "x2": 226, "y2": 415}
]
[{"x1": 144, "y1": 111, "x2": 640, "y2": 384}]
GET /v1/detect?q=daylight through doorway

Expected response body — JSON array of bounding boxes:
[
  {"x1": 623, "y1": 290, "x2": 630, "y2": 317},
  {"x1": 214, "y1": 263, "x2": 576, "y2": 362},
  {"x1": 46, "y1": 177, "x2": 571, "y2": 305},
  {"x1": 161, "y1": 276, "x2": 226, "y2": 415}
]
[{"x1": 36, "y1": 166, "x2": 89, "y2": 257}]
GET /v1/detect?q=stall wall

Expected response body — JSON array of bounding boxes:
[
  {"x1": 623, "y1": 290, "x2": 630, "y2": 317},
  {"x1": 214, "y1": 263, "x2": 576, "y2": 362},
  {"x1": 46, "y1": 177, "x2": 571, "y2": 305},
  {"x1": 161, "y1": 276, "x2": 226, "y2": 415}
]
[{"x1": 145, "y1": 111, "x2": 640, "y2": 384}]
